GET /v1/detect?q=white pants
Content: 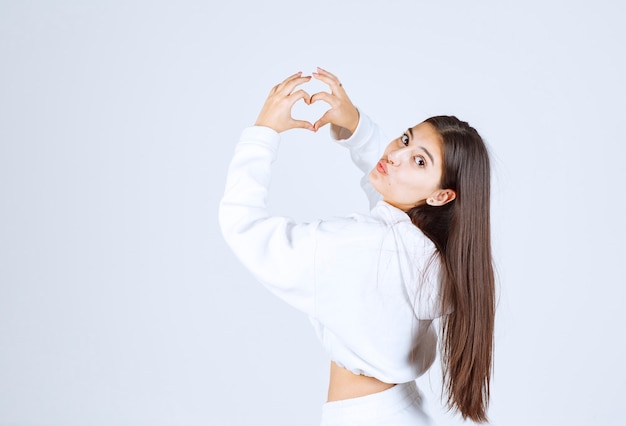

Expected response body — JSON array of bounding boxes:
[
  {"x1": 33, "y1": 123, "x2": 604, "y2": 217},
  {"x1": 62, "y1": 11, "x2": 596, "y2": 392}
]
[{"x1": 320, "y1": 381, "x2": 432, "y2": 425}]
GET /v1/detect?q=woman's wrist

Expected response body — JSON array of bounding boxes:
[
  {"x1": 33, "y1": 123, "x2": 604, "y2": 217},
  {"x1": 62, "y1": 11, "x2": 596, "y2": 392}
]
[{"x1": 346, "y1": 108, "x2": 360, "y2": 134}]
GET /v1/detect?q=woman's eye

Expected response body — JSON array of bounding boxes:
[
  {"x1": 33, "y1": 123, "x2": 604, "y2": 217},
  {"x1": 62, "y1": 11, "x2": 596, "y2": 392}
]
[
  {"x1": 401, "y1": 134, "x2": 409, "y2": 146},
  {"x1": 415, "y1": 156, "x2": 425, "y2": 167}
]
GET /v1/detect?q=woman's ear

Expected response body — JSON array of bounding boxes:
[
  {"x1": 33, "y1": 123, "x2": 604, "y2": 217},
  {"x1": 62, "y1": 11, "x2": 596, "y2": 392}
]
[{"x1": 426, "y1": 189, "x2": 456, "y2": 206}]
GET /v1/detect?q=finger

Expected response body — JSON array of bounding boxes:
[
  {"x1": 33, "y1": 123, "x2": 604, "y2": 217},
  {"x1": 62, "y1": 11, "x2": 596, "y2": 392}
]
[
  {"x1": 312, "y1": 67, "x2": 342, "y2": 93},
  {"x1": 309, "y1": 91, "x2": 334, "y2": 106},
  {"x1": 270, "y1": 71, "x2": 300, "y2": 93},
  {"x1": 281, "y1": 71, "x2": 303, "y2": 85},
  {"x1": 291, "y1": 119, "x2": 315, "y2": 131},
  {"x1": 288, "y1": 89, "x2": 311, "y2": 105},
  {"x1": 271, "y1": 71, "x2": 304, "y2": 94},
  {"x1": 312, "y1": 72, "x2": 342, "y2": 93},
  {"x1": 313, "y1": 112, "x2": 332, "y2": 132},
  {"x1": 316, "y1": 67, "x2": 339, "y2": 81},
  {"x1": 280, "y1": 75, "x2": 312, "y2": 96}
]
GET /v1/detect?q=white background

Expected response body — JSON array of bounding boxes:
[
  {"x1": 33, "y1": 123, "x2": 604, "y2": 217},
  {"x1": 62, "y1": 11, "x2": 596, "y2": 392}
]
[{"x1": 1, "y1": 1, "x2": 625, "y2": 425}]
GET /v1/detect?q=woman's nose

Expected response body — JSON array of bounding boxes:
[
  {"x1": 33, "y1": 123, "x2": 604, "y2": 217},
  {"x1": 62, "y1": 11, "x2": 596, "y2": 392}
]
[{"x1": 387, "y1": 148, "x2": 409, "y2": 165}]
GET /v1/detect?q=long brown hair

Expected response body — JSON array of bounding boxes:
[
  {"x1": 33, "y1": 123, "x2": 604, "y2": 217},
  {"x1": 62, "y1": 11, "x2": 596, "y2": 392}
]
[{"x1": 407, "y1": 116, "x2": 495, "y2": 423}]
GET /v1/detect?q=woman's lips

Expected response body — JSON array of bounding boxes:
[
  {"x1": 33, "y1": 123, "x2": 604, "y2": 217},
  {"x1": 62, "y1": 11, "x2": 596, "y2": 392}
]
[{"x1": 376, "y1": 160, "x2": 387, "y2": 174}]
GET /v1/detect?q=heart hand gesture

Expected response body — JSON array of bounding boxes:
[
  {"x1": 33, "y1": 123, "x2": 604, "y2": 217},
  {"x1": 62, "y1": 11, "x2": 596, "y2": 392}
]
[{"x1": 254, "y1": 68, "x2": 359, "y2": 134}]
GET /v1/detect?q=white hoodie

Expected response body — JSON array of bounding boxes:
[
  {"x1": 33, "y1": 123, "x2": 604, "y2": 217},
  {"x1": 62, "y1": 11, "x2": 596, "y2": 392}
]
[{"x1": 219, "y1": 113, "x2": 443, "y2": 384}]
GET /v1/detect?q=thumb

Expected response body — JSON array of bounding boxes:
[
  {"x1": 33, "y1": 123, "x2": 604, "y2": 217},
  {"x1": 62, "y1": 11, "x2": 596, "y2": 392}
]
[
  {"x1": 291, "y1": 119, "x2": 315, "y2": 131},
  {"x1": 313, "y1": 112, "x2": 332, "y2": 132}
]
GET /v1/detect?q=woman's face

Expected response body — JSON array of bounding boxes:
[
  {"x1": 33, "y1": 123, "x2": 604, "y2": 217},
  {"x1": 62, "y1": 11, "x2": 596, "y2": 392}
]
[{"x1": 369, "y1": 122, "x2": 451, "y2": 211}]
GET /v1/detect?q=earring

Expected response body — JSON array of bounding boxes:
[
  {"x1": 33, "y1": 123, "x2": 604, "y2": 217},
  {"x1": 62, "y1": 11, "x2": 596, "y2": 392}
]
[{"x1": 427, "y1": 198, "x2": 434, "y2": 205}]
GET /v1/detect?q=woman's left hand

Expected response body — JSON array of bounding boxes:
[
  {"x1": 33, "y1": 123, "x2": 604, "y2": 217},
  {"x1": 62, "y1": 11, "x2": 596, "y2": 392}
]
[{"x1": 255, "y1": 72, "x2": 315, "y2": 133}]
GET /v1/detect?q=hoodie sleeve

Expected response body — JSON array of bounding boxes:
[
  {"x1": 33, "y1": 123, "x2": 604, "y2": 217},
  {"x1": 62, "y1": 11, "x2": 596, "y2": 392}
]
[{"x1": 218, "y1": 126, "x2": 318, "y2": 315}]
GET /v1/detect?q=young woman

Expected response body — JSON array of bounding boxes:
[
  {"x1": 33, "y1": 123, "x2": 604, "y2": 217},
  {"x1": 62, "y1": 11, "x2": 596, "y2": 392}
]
[{"x1": 219, "y1": 68, "x2": 495, "y2": 425}]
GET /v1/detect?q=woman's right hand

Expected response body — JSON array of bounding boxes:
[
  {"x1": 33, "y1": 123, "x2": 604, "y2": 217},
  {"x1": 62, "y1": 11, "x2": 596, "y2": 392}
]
[
  {"x1": 255, "y1": 72, "x2": 314, "y2": 133},
  {"x1": 310, "y1": 67, "x2": 359, "y2": 134}
]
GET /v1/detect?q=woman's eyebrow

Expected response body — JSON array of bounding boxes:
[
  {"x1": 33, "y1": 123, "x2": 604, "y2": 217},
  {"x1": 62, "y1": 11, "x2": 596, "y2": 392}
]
[
  {"x1": 418, "y1": 146, "x2": 435, "y2": 165},
  {"x1": 407, "y1": 127, "x2": 435, "y2": 165}
]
